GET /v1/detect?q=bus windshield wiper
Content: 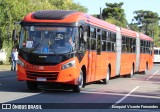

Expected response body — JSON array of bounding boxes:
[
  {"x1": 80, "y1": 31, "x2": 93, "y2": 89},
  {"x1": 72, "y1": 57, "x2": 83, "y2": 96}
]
[
  {"x1": 30, "y1": 42, "x2": 41, "y2": 53},
  {"x1": 49, "y1": 45, "x2": 57, "y2": 55}
]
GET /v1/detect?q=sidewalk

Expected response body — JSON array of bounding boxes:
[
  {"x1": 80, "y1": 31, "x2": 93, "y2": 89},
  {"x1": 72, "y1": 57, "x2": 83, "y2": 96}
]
[{"x1": 0, "y1": 65, "x2": 11, "y2": 71}]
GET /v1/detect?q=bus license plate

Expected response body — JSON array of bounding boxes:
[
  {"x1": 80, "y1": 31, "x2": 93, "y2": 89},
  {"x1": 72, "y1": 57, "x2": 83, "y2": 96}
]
[{"x1": 37, "y1": 77, "x2": 46, "y2": 82}]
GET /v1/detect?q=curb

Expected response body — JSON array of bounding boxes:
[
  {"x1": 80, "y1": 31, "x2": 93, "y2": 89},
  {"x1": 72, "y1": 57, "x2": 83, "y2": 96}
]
[{"x1": 0, "y1": 69, "x2": 10, "y2": 71}]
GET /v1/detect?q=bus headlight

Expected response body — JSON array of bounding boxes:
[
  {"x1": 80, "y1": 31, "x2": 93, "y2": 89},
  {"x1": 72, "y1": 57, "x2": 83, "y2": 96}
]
[
  {"x1": 62, "y1": 60, "x2": 75, "y2": 70},
  {"x1": 17, "y1": 59, "x2": 24, "y2": 67}
]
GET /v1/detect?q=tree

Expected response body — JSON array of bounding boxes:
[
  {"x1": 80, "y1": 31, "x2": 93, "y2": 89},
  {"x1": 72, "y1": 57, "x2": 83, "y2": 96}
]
[
  {"x1": 48, "y1": 0, "x2": 87, "y2": 12},
  {"x1": 129, "y1": 23, "x2": 139, "y2": 32},
  {"x1": 133, "y1": 10, "x2": 159, "y2": 35},
  {"x1": 129, "y1": 19, "x2": 139, "y2": 31},
  {"x1": 105, "y1": 18, "x2": 123, "y2": 27},
  {"x1": 133, "y1": 10, "x2": 160, "y2": 46},
  {"x1": 102, "y1": 2, "x2": 127, "y2": 27}
]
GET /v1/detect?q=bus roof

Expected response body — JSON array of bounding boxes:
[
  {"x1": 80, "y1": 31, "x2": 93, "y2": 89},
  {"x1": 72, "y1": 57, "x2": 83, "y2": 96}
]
[
  {"x1": 86, "y1": 15, "x2": 117, "y2": 32},
  {"x1": 23, "y1": 10, "x2": 117, "y2": 32},
  {"x1": 23, "y1": 10, "x2": 85, "y2": 23},
  {"x1": 121, "y1": 28, "x2": 137, "y2": 38},
  {"x1": 139, "y1": 33, "x2": 153, "y2": 41}
]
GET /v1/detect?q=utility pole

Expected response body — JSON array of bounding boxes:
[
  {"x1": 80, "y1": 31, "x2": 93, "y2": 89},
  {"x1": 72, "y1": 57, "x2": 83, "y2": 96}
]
[{"x1": 100, "y1": 7, "x2": 102, "y2": 20}]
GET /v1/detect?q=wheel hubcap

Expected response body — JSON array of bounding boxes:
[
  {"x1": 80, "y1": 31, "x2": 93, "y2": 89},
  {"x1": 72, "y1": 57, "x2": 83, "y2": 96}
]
[
  {"x1": 131, "y1": 68, "x2": 133, "y2": 76},
  {"x1": 106, "y1": 70, "x2": 109, "y2": 82},
  {"x1": 78, "y1": 71, "x2": 83, "y2": 88}
]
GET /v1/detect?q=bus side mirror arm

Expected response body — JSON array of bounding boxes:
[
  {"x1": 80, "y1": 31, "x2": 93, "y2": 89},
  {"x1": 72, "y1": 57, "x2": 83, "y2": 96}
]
[{"x1": 12, "y1": 30, "x2": 17, "y2": 41}]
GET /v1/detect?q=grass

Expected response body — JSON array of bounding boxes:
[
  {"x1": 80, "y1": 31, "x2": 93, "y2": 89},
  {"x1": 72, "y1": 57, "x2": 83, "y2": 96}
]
[{"x1": 0, "y1": 64, "x2": 11, "y2": 70}]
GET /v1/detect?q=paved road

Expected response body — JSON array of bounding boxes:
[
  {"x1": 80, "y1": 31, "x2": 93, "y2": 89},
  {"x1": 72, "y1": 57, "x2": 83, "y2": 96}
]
[{"x1": 0, "y1": 64, "x2": 160, "y2": 112}]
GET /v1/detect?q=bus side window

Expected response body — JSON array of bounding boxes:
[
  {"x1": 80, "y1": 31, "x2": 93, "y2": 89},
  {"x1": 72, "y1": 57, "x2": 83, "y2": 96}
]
[
  {"x1": 151, "y1": 42, "x2": 153, "y2": 55},
  {"x1": 97, "y1": 29, "x2": 101, "y2": 54},
  {"x1": 102, "y1": 41, "x2": 106, "y2": 51},
  {"x1": 87, "y1": 26, "x2": 90, "y2": 49},
  {"x1": 97, "y1": 34, "x2": 101, "y2": 54},
  {"x1": 91, "y1": 39, "x2": 96, "y2": 50},
  {"x1": 154, "y1": 50, "x2": 158, "y2": 54},
  {"x1": 87, "y1": 26, "x2": 90, "y2": 37},
  {"x1": 90, "y1": 27, "x2": 96, "y2": 50},
  {"x1": 107, "y1": 42, "x2": 111, "y2": 51},
  {"x1": 78, "y1": 27, "x2": 86, "y2": 53},
  {"x1": 122, "y1": 36, "x2": 126, "y2": 52}
]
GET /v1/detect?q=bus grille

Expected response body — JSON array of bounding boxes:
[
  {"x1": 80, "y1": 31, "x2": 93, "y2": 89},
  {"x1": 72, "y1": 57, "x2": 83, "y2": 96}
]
[{"x1": 26, "y1": 71, "x2": 58, "y2": 80}]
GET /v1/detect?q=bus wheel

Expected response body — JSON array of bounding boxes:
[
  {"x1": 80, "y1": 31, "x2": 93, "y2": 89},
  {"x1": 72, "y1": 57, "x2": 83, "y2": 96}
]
[
  {"x1": 26, "y1": 81, "x2": 38, "y2": 91},
  {"x1": 129, "y1": 65, "x2": 134, "y2": 78},
  {"x1": 102, "y1": 67, "x2": 110, "y2": 84},
  {"x1": 72, "y1": 70, "x2": 84, "y2": 93}
]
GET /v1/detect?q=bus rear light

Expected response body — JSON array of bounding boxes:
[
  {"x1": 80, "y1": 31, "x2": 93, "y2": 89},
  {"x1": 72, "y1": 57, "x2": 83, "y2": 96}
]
[{"x1": 62, "y1": 60, "x2": 75, "y2": 70}]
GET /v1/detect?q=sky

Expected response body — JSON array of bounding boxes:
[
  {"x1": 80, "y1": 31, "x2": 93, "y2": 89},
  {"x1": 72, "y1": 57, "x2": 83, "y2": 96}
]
[{"x1": 73, "y1": 0, "x2": 160, "y2": 23}]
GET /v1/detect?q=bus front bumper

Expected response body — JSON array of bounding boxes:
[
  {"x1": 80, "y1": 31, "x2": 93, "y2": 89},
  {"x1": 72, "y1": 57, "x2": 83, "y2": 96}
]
[{"x1": 17, "y1": 65, "x2": 80, "y2": 85}]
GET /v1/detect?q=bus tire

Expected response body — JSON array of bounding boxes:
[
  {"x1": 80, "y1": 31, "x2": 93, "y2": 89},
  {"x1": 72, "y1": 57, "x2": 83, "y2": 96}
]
[
  {"x1": 129, "y1": 65, "x2": 134, "y2": 78},
  {"x1": 72, "y1": 70, "x2": 84, "y2": 93},
  {"x1": 26, "y1": 81, "x2": 38, "y2": 91},
  {"x1": 102, "y1": 67, "x2": 110, "y2": 84}
]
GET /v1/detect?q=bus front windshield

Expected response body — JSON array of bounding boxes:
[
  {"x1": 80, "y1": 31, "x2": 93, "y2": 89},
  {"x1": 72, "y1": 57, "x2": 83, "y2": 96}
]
[{"x1": 19, "y1": 26, "x2": 77, "y2": 54}]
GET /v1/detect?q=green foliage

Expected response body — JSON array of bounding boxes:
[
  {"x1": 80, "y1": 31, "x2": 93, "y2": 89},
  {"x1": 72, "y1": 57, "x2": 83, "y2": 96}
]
[
  {"x1": 49, "y1": 0, "x2": 87, "y2": 12},
  {"x1": 156, "y1": 26, "x2": 160, "y2": 46},
  {"x1": 105, "y1": 18, "x2": 122, "y2": 27},
  {"x1": 133, "y1": 10, "x2": 160, "y2": 46},
  {"x1": 129, "y1": 23, "x2": 139, "y2": 32},
  {"x1": 133, "y1": 10, "x2": 159, "y2": 35},
  {"x1": 0, "y1": 0, "x2": 87, "y2": 63},
  {"x1": 102, "y1": 2, "x2": 127, "y2": 27}
]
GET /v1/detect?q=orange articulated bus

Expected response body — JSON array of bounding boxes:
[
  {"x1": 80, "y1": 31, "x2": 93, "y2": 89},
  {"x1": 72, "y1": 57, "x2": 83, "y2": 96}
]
[{"x1": 15, "y1": 10, "x2": 153, "y2": 92}]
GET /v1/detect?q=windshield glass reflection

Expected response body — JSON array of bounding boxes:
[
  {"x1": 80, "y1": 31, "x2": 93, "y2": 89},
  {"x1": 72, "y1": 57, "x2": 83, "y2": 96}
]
[{"x1": 19, "y1": 26, "x2": 77, "y2": 54}]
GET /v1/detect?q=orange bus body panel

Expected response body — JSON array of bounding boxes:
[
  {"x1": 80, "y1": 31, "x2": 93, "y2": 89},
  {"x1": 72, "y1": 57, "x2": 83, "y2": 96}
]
[
  {"x1": 106, "y1": 52, "x2": 116, "y2": 77},
  {"x1": 17, "y1": 56, "x2": 81, "y2": 85},
  {"x1": 120, "y1": 54, "x2": 136, "y2": 75},
  {"x1": 139, "y1": 54, "x2": 153, "y2": 71}
]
